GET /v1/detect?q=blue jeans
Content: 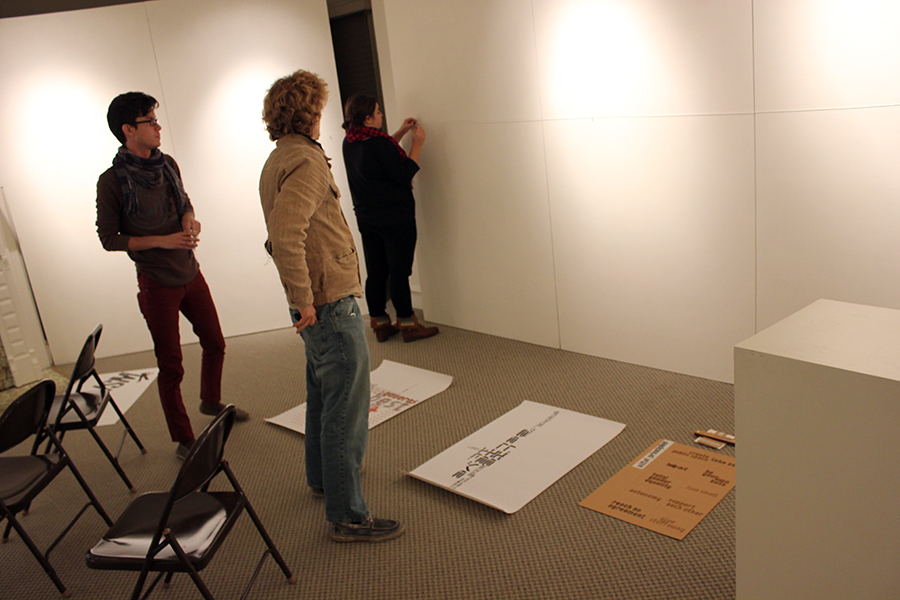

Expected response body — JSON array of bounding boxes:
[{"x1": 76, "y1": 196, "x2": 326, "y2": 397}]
[{"x1": 291, "y1": 296, "x2": 370, "y2": 524}]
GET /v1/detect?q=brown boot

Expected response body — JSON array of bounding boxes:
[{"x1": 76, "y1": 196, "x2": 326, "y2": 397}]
[
  {"x1": 397, "y1": 316, "x2": 439, "y2": 342},
  {"x1": 370, "y1": 317, "x2": 399, "y2": 342}
]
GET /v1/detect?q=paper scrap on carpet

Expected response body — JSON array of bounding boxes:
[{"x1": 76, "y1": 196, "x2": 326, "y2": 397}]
[
  {"x1": 82, "y1": 369, "x2": 159, "y2": 426},
  {"x1": 579, "y1": 439, "x2": 735, "y2": 540},
  {"x1": 408, "y1": 400, "x2": 626, "y2": 514},
  {"x1": 265, "y1": 360, "x2": 453, "y2": 433}
]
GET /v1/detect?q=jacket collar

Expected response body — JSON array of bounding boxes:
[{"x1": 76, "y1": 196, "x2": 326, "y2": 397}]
[
  {"x1": 277, "y1": 132, "x2": 323, "y2": 150},
  {"x1": 276, "y1": 133, "x2": 331, "y2": 166}
]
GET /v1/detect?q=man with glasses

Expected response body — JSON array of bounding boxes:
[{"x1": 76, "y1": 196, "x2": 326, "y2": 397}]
[{"x1": 96, "y1": 91, "x2": 248, "y2": 460}]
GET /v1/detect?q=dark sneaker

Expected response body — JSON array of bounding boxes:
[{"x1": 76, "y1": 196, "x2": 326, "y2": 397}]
[
  {"x1": 200, "y1": 402, "x2": 250, "y2": 421},
  {"x1": 329, "y1": 517, "x2": 405, "y2": 543},
  {"x1": 175, "y1": 441, "x2": 193, "y2": 460}
]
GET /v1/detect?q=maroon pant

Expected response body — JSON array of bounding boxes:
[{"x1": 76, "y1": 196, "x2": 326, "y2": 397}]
[{"x1": 137, "y1": 271, "x2": 225, "y2": 443}]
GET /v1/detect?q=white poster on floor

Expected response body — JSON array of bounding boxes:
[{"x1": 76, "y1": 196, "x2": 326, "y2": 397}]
[
  {"x1": 79, "y1": 369, "x2": 159, "y2": 426},
  {"x1": 408, "y1": 400, "x2": 626, "y2": 514},
  {"x1": 265, "y1": 360, "x2": 453, "y2": 434}
]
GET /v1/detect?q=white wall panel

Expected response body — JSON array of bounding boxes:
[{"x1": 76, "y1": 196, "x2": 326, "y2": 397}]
[
  {"x1": 756, "y1": 106, "x2": 900, "y2": 331},
  {"x1": 381, "y1": 0, "x2": 755, "y2": 382},
  {"x1": 0, "y1": 5, "x2": 165, "y2": 362},
  {"x1": 415, "y1": 121, "x2": 559, "y2": 347},
  {"x1": 545, "y1": 115, "x2": 756, "y2": 382},
  {"x1": 755, "y1": 0, "x2": 900, "y2": 112},
  {"x1": 532, "y1": 0, "x2": 753, "y2": 119},
  {"x1": 381, "y1": 0, "x2": 543, "y2": 124},
  {"x1": 381, "y1": 0, "x2": 556, "y2": 346}
]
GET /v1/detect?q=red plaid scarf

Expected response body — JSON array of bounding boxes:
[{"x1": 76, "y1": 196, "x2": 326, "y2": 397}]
[{"x1": 345, "y1": 125, "x2": 407, "y2": 159}]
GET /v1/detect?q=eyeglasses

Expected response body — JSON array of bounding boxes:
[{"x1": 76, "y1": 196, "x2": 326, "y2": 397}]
[{"x1": 134, "y1": 118, "x2": 159, "y2": 127}]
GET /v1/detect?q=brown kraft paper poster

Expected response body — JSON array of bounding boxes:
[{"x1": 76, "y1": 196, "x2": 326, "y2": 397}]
[{"x1": 579, "y1": 439, "x2": 735, "y2": 540}]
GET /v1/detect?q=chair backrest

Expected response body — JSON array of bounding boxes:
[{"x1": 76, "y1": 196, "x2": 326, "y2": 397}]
[
  {"x1": 66, "y1": 325, "x2": 102, "y2": 397},
  {"x1": 0, "y1": 380, "x2": 56, "y2": 454},
  {"x1": 91, "y1": 325, "x2": 102, "y2": 350},
  {"x1": 170, "y1": 405, "x2": 236, "y2": 501}
]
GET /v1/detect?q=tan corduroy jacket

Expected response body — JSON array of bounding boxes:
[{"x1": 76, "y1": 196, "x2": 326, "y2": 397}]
[{"x1": 259, "y1": 134, "x2": 361, "y2": 310}]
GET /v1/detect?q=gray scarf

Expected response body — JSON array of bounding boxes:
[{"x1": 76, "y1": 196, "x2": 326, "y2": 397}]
[{"x1": 112, "y1": 146, "x2": 189, "y2": 215}]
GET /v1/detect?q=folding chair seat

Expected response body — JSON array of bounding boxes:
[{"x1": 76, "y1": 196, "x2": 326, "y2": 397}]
[
  {"x1": 48, "y1": 324, "x2": 145, "y2": 492},
  {"x1": 86, "y1": 405, "x2": 295, "y2": 600},
  {"x1": 0, "y1": 379, "x2": 113, "y2": 598}
]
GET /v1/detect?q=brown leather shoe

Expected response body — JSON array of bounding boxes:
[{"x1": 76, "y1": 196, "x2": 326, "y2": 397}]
[
  {"x1": 397, "y1": 316, "x2": 439, "y2": 342},
  {"x1": 370, "y1": 317, "x2": 400, "y2": 342}
]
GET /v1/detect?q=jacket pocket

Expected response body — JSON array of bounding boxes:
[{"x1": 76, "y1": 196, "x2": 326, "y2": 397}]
[{"x1": 325, "y1": 247, "x2": 359, "y2": 292}]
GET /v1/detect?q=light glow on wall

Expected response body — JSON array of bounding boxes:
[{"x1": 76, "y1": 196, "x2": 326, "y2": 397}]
[
  {"x1": 545, "y1": 0, "x2": 654, "y2": 117},
  {"x1": 813, "y1": 0, "x2": 900, "y2": 57},
  {"x1": 16, "y1": 73, "x2": 112, "y2": 199},
  {"x1": 809, "y1": 0, "x2": 900, "y2": 101},
  {"x1": 201, "y1": 66, "x2": 274, "y2": 137},
  {"x1": 188, "y1": 63, "x2": 284, "y2": 188},
  {"x1": 13, "y1": 73, "x2": 118, "y2": 225}
]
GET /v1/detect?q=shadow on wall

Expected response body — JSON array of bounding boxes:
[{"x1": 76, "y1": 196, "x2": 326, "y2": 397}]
[{"x1": 0, "y1": 345, "x2": 13, "y2": 391}]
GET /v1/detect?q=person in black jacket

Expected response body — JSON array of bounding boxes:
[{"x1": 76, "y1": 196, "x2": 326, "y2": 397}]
[{"x1": 341, "y1": 94, "x2": 438, "y2": 343}]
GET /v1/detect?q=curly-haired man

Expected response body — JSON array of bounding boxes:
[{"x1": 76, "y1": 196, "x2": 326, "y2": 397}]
[{"x1": 259, "y1": 70, "x2": 404, "y2": 542}]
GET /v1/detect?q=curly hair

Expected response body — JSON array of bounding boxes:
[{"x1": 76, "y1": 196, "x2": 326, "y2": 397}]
[{"x1": 262, "y1": 70, "x2": 329, "y2": 141}]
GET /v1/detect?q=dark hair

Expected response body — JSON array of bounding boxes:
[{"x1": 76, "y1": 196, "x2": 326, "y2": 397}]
[
  {"x1": 342, "y1": 94, "x2": 378, "y2": 130},
  {"x1": 262, "y1": 70, "x2": 328, "y2": 141},
  {"x1": 107, "y1": 92, "x2": 158, "y2": 144}
]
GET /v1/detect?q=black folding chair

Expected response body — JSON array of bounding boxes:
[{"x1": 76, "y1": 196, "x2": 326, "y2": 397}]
[
  {"x1": 48, "y1": 324, "x2": 146, "y2": 492},
  {"x1": 0, "y1": 379, "x2": 113, "y2": 598},
  {"x1": 86, "y1": 405, "x2": 295, "y2": 600}
]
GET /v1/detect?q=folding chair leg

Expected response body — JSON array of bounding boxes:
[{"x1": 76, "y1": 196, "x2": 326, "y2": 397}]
[
  {"x1": 3, "y1": 513, "x2": 69, "y2": 597},
  {"x1": 223, "y1": 465, "x2": 295, "y2": 584},
  {"x1": 166, "y1": 533, "x2": 216, "y2": 600},
  {"x1": 240, "y1": 549, "x2": 277, "y2": 600},
  {"x1": 107, "y1": 399, "x2": 146, "y2": 455},
  {"x1": 242, "y1": 499, "x2": 295, "y2": 582},
  {"x1": 43, "y1": 429, "x2": 64, "y2": 455},
  {"x1": 115, "y1": 428, "x2": 129, "y2": 460},
  {"x1": 130, "y1": 566, "x2": 153, "y2": 600},
  {"x1": 46, "y1": 502, "x2": 92, "y2": 558},
  {"x1": 84, "y1": 422, "x2": 136, "y2": 492},
  {"x1": 60, "y1": 440, "x2": 114, "y2": 528}
]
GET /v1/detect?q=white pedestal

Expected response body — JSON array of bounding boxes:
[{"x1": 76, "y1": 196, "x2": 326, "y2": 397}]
[{"x1": 735, "y1": 299, "x2": 900, "y2": 600}]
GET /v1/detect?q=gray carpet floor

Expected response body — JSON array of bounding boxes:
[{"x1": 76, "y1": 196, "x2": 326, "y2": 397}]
[{"x1": 0, "y1": 320, "x2": 735, "y2": 599}]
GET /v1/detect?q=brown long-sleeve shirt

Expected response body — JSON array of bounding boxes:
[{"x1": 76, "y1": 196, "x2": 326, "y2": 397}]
[{"x1": 96, "y1": 154, "x2": 198, "y2": 286}]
